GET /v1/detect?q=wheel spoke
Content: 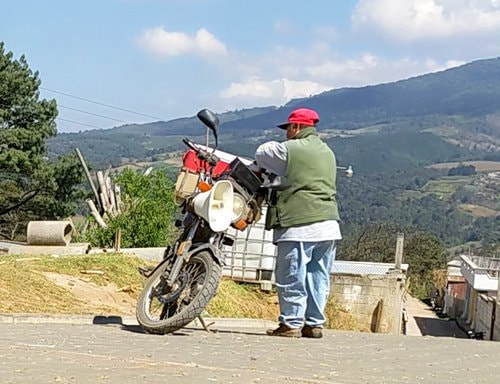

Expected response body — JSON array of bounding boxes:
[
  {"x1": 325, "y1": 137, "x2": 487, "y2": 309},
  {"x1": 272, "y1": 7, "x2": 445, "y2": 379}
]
[
  {"x1": 186, "y1": 262, "x2": 201, "y2": 276},
  {"x1": 141, "y1": 255, "x2": 212, "y2": 326},
  {"x1": 191, "y1": 272, "x2": 205, "y2": 285}
]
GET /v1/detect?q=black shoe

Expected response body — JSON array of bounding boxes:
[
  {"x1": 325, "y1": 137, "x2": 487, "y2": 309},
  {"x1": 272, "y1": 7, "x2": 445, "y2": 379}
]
[
  {"x1": 266, "y1": 324, "x2": 302, "y2": 338},
  {"x1": 302, "y1": 325, "x2": 323, "y2": 339}
]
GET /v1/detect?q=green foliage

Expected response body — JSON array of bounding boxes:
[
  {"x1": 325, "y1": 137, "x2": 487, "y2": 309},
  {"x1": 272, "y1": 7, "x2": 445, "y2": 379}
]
[
  {"x1": 404, "y1": 233, "x2": 448, "y2": 298},
  {"x1": 339, "y1": 224, "x2": 448, "y2": 299},
  {"x1": 448, "y1": 164, "x2": 476, "y2": 176},
  {"x1": 336, "y1": 166, "x2": 476, "y2": 246},
  {"x1": 84, "y1": 167, "x2": 178, "y2": 248},
  {"x1": 329, "y1": 132, "x2": 471, "y2": 175},
  {"x1": 0, "y1": 42, "x2": 84, "y2": 239}
]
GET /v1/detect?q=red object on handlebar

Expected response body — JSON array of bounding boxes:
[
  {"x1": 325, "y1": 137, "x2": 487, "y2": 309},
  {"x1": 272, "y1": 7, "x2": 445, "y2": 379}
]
[{"x1": 182, "y1": 149, "x2": 230, "y2": 177}]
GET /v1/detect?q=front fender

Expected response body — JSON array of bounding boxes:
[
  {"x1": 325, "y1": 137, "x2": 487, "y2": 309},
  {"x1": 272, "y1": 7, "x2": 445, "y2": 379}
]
[
  {"x1": 189, "y1": 243, "x2": 225, "y2": 266},
  {"x1": 138, "y1": 251, "x2": 174, "y2": 278},
  {"x1": 139, "y1": 243, "x2": 225, "y2": 279}
]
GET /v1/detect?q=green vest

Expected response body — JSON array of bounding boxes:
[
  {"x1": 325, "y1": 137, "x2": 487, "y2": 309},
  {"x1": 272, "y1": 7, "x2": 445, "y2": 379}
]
[{"x1": 265, "y1": 127, "x2": 340, "y2": 230}]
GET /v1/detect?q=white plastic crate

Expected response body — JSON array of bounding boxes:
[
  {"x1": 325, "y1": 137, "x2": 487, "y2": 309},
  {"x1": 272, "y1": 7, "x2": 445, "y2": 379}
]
[{"x1": 222, "y1": 206, "x2": 277, "y2": 282}]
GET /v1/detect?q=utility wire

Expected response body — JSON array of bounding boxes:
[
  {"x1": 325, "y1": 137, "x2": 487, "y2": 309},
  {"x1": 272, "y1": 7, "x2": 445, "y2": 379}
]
[
  {"x1": 1, "y1": 100, "x2": 128, "y2": 130},
  {"x1": 41, "y1": 87, "x2": 165, "y2": 121},
  {"x1": 56, "y1": 117, "x2": 105, "y2": 130},
  {"x1": 58, "y1": 104, "x2": 132, "y2": 124}
]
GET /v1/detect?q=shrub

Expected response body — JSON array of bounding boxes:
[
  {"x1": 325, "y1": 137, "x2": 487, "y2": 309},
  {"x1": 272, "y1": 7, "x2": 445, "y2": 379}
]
[{"x1": 84, "y1": 167, "x2": 178, "y2": 248}]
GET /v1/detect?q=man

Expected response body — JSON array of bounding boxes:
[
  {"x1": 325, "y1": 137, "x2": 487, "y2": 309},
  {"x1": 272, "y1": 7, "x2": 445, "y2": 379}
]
[{"x1": 255, "y1": 107, "x2": 341, "y2": 339}]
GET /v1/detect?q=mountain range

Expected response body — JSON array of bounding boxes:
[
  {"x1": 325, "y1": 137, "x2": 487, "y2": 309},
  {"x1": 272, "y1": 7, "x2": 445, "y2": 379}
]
[
  {"x1": 48, "y1": 57, "x2": 500, "y2": 247},
  {"x1": 50, "y1": 57, "x2": 500, "y2": 169}
]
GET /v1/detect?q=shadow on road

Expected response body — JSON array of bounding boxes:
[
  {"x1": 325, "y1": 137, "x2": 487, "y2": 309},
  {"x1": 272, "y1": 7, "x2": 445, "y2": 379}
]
[
  {"x1": 206, "y1": 328, "x2": 265, "y2": 337},
  {"x1": 117, "y1": 324, "x2": 265, "y2": 337},
  {"x1": 414, "y1": 316, "x2": 468, "y2": 338},
  {"x1": 119, "y1": 324, "x2": 195, "y2": 336},
  {"x1": 93, "y1": 315, "x2": 125, "y2": 325}
]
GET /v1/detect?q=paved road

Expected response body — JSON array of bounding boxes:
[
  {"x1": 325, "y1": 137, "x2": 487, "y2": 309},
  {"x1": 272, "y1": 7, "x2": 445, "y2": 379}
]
[
  {"x1": 1, "y1": 323, "x2": 499, "y2": 384},
  {"x1": 404, "y1": 295, "x2": 466, "y2": 338}
]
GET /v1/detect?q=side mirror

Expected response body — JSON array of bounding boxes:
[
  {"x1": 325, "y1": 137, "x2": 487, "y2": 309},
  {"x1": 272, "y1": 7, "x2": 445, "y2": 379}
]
[
  {"x1": 197, "y1": 109, "x2": 219, "y2": 148},
  {"x1": 337, "y1": 165, "x2": 354, "y2": 178},
  {"x1": 345, "y1": 165, "x2": 353, "y2": 178}
]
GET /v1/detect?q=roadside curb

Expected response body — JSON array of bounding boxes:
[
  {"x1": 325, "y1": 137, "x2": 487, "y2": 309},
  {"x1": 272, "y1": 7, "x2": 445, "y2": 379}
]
[{"x1": 0, "y1": 313, "x2": 276, "y2": 329}]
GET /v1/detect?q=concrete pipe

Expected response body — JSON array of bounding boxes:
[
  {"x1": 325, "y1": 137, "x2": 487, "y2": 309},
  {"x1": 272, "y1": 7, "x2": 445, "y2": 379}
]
[{"x1": 27, "y1": 221, "x2": 73, "y2": 246}]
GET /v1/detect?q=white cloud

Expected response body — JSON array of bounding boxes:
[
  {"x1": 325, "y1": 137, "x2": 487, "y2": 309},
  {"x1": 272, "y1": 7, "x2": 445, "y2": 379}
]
[
  {"x1": 305, "y1": 54, "x2": 462, "y2": 87},
  {"x1": 136, "y1": 26, "x2": 227, "y2": 58},
  {"x1": 213, "y1": 40, "x2": 468, "y2": 111},
  {"x1": 219, "y1": 78, "x2": 331, "y2": 108},
  {"x1": 352, "y1": 0, "x2": 500, "y2": 41}
]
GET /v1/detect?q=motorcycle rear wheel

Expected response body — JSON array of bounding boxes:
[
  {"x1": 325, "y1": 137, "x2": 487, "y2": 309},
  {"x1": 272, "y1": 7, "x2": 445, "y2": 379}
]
[{"x1": 136, "y1": 251, "x2": 221, "y2": 334}]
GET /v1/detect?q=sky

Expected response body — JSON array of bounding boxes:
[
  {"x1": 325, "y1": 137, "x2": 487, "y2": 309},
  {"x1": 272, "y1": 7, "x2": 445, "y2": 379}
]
[{"x1": 2, "y1": 0, "x2": 500, "y2": 132}]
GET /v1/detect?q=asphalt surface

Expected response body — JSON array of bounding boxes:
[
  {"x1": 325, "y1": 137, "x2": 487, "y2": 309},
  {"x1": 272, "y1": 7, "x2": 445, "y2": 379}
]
[
  {"x1": 1, "y1": 323, "x2": 500, "y2": 384},
  {"x1": 403, "y1": 295, "x2": 467, "y2": 338}
]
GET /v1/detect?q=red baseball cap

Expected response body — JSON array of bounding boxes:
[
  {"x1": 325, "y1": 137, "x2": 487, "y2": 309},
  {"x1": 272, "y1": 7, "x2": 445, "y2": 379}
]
[{"x1": 277, "y1": 108, "x2": 319, "y2": 129}]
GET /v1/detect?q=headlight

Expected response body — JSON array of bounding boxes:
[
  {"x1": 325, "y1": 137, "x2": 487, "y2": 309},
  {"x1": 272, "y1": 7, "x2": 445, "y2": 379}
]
[{"x1": 231, "y1": 193, "x2": 247, "y2": 223}]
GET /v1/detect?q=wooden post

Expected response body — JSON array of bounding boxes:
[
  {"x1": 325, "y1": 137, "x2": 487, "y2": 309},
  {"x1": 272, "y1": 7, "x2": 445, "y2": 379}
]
[
  {"x1": 99, "y1": 192, "x2": 110, "y2": 216},
  {"x1": 115, "y1": 185, "x2": 122, "y2": 214},
  {"x1": 97, "y1": 171, "x2": 110, "y2": 212},
  {"x1": 114, "y1": 228, "x2": 121, "y2": 253},
  {"x1": 86, "y1": 199, "x2": 108, "y2": 229},
  {"x1": 106, "y1": 176, "x2": 117, "y2": 214},
  {"x1": 75, "y1": 148, "x2": 101, "y2": 211},
  {"x1": 395, "y1": 233, "x2": 404, "y2": 270}
]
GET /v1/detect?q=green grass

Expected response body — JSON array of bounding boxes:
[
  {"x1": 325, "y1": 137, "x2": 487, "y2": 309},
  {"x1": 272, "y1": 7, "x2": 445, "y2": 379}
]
[
  {"x1": 422, "y1": 178, "x2": 471, "y2": 197},
  {"x1": 0, "y1": 254, "x2": 147, "y2": 313},
  {"x1": 207, "y1": 279, "x2": 279, "y2": 320},
  {"x1": 0, "y1": 254, "x2": 364, "y2": 331}
]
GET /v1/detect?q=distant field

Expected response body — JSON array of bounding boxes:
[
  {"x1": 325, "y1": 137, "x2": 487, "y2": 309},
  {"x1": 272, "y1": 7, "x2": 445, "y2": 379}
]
[
  {"x1": 459, "y1": 204, "x2": 499, "y2": 217},
  {"x1": 111, "y1": 152, "x2": 183, "y2": 173},
  {"x1": 429, "y1": 161, "x2": 500, "y2": 172},
  {"x1": 320, "y1": 125, "x2": 383, "y2": 139},
  {"x1": 422, "y1": 178, "x2": 471, "y2": 196}
]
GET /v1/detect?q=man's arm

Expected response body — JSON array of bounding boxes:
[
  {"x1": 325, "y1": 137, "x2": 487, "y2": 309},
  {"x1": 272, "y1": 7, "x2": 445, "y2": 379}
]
[{"x1": 254, "y1": 141, "x2": 288, "y2": 177}]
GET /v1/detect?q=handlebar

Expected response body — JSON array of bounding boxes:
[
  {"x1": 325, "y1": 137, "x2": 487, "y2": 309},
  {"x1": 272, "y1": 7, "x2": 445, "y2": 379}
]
[
  {"x1": 183, "y1": 137, "x2": 219, "y2": 167},
  {"x1": 182, "y1": 137, "x2": 199, "y2": 152}
]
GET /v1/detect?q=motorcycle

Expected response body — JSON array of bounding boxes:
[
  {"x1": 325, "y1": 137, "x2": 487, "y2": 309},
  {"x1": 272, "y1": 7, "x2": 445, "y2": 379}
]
[{"x1": 136, "y1": 109, "x2": 275, "y2": 334}]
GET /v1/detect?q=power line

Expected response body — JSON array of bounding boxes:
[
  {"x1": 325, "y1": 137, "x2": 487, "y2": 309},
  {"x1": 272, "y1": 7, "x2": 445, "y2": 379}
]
[
  {"x1": 58, "y1": 104, "x2": 132, "y2": 124},
  {"x1": 41, "y1": 87, "x2": 165, "y2": 121},
  {"x1": 0, "y1": 101, "x2": 108, "y2": 130},
  {"x1": 56, "y1": 117, "x2": 105, "y2": 130}
]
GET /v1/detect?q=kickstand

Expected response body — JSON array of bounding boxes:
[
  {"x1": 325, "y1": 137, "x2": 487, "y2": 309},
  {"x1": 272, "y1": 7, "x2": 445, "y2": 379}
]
[{"x1": 198, "y1": 316, "x2": 215, "y2": 333}]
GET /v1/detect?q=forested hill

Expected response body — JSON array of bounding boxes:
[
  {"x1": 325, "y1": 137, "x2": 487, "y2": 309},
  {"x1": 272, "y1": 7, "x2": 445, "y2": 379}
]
[
  {"x1": 223, "y1": 57, "x2": 500, "y2": 131},
  {"x1": 48, "y1": 57, "x2": 500, "y2": 248},
  {"x1": 50, "y1": 57, "x2": 500, "y2": 167}
]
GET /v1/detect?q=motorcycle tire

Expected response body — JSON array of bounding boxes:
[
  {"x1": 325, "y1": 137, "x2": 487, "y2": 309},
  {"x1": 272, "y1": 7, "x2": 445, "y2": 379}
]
[{"x1": 136, "y1": 250, "x2": 221, "y2": 335}]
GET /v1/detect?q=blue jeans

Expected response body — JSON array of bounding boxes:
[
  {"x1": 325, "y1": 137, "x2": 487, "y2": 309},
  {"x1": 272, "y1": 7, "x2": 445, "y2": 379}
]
[{"x1": 275, "y1": 240, "x2": 336, "y2": 329}]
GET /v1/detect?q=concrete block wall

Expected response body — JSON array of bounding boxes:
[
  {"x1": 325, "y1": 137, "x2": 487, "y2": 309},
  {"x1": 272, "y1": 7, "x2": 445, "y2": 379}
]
[
  {"x1": 330, "y1": 272, "x2": 406, "y2": 334},
  {"x1": 474, "y1": 294, "x2": 492, "y2": 336},
  {"x1": 474, "y1": 294, "x2": 497, "y2": 340},
  {"x1": 495, "y1": 303, "x2": 500, "y2": 341}
]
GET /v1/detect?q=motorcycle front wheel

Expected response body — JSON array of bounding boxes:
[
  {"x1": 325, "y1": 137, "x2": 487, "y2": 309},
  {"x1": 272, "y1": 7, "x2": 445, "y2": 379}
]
[{"x1": 136, "y1": 250, "x2": 221, "y2": 334}]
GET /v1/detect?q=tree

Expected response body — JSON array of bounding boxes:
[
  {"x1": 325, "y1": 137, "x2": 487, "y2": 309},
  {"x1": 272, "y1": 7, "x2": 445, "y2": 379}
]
[
  {"x1": 83, "y1": 168, "x2": 178, "y2": 248},
  {"x1": 404, "y1": 233, "x2": 447, "y2": 298},
  {"x1": 0, "y1": 42, "x2": 83, "y2": 239},
  {"x1": 338, "y1": 223, "x2": 448, "y2": 299}
]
